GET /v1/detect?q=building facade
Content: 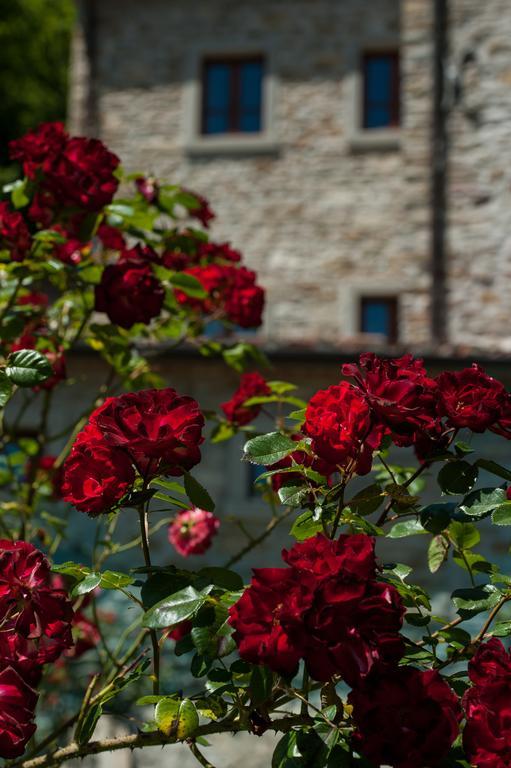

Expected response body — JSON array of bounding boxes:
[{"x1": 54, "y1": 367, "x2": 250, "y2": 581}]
[{"x1": 68, "y1": 0, "x2": 511, "y2": 357}]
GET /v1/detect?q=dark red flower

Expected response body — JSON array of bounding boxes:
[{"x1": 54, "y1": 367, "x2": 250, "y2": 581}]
[
  {"x1": 94, "y1": 253, "x2": 164, "y2": 329},
  {"x1": 197, "y1": 241, "x2": 241, "y2": 264},
  {"x1": 224, "y1": 266, "x2": 265, "y2": 328},
  {"x1": 9, "y1": 122, "x2": 67, "y2": 179},
  {"x1": 27, "y1": 190, "x2": 56, "y2": 228},
  {"x1": 54, "y1": 236, "x2": 88, "y2": 265},
  {"x1": 17, "y1": 292, "x2": 49, "y2": 309},
  {"x1": 436, "y1": 364, "x2": 507, "y2": 432},
  {"x1": 349, "y1": 665, "x2": 461, "y2": 768},
  {"x1": 135, "y1": 176, "x2": 159, "y2": 203},
  {"x1": 491, "y1": 394, "x2": 511, "y2": 440},
  {"x1": 304, "y1": 382, "x2": 382, "y2": 475},
  {"x1": 184, "y1": 190, "x2": 215, "y2": 228},
  {"x1": 168, "y1": 508, "x2": 220, "y2": 556},
  {"x1": 97, "y1": 223, "x2": 125, "y2": 251},
  {"x1": 229, "y1": 534, "x2": 404, "y2": 685},
  {"x1": 0, "y1": 202, "x2": 31, "y2": 262},
  {"x1": 167, "y1": 620, "x2": 193, "y2": 642},
  {"x1": 0, "y1": 540, "x2": 73, "y2": 650},
  {"x1": 92, "y1": 388, "x2": 205, "y2": 478},
  {"x1": 62, "y1": 423, "x2": 136, "y2": 516},
  {"x1": 221, "y1": 372, "x2": 271, "y2": 426},
  {"x1": 468, "y1": 638, "x2": 511, "y2": 687},
  {"x1": 342, "y1": 354, "x2": 439, "y2": 447},
  {"x1": 0, "y1": 666, "x2": 38, "y2": 758}
]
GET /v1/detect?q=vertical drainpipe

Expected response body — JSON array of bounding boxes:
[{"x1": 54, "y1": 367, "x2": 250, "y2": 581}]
[
  {"x1": 81, "y1": 0, "x2": 100, "y2": 137},
  {"x1": 431, "y1": 0, "x2": 449, "y2": 344}
]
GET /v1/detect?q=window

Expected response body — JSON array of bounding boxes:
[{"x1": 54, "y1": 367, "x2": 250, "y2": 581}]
[
  {"x1": 360, "y1": 297, "x2": 398, "y2": 342},
  {"x1": 362, "y1": 51, "x2": 400, "y2": 129},
  {"x1": 202, "y1": 57, "x2": 264, "y2": 135}
]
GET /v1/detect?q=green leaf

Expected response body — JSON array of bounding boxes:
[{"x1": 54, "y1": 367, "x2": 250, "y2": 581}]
[
  {"x1": 75, "y1": 702, "x2": 103, "y2": 746},
  {"x1": 5, "y1": 349, "x2": 52, "y2": 386},
  {"x1": 168, "y1": 272, "x2": 207, "y2": 299},
  {"x1": 452, "y1": 585, "x2": 501, "y2": 618},
  {"x1": 244, "y1": 432, "x2": 299, "y2": 466},
  {"x1": 210, "y1": 422, "x2": 236, "y2": 444},
  {"x1": 437, "y1": 461, "x2": 478, "y2": 495},
  {"x1": 428, "y1": 535, "x2": 449, "y2": 573},
  {"x1": 250, "y1": 665, "x2": 274, "y2": 705},
  {"x1": 489, "y1": 620, "x2": 511, "y2": 637},
  {"x1": 277, "y1": 484, "x2": 309, "y2": 507},
  {"x1": 72, "y1": 572, "x2": 101, "y2": 596},
  {"x1": 183, "y1": 472, "x2": 215, "y2": 512},
  {"x1": 267, "y1": 381, "x2": 298, "y2": 395},
  {"x1": 143, "y1": 586, "x2": 208, "y2": 628},
  {"x1": 290, "y1": 511, "x2": 324, "y2": 541},
  {"x1": 459, "y1": 487, "x2": 507, "y2": 519},
  {"x1": 387, "y1": 519, "x2": 427, "y2": 538},
  {"x1": 98, "y1": 571, "x2": 134, "y2": 589},
  {"x1": 141, "y1": 571, "x2": 191, "y2": 610},
  {"x1": 420, "y1": 503, "x2": 456, "y2": 534},
  {"x1": 349, "y1": 484, "x2": 384, "y2": 516},
  {"x1": 0, "y1": 372, "x2": 14, "y2": 407},
  {"x1": 10, "y1": 179, "x2": 29, "y2": 209},
  {"x1": 492, "y1": 502, "x2": 511, "y2": 526},
  {"x1": 449, "y1": 521, "x2": 480, "y2": 550},
  {"x1": 155, "y1": 698, "x2": 199, "y2": 739},
  {"x1": 196, "y1": 567, "x2": 243, "y2": 592},
  {"x1": 195, "y1": 696, "x2": 227, "y2": 721}
]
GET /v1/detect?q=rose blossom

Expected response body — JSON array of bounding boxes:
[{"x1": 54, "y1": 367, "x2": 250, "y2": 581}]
[
  {"x1": 229, "y1": 533, "x2": 404, "y2": 685},
  {"x1": 436, "y1": 364, "x2": 507, "y2": 432},
  {"x1": 0, "y1": 666, "x2": 38, "y2": 758},
  {"x1": 349, "y1": 665, "x2": 461, "y2": 768},
  {"x1": 93, "y1": 388, "x2": 204, "y2": 478},
  {"x1": 184, "y1": 189, "x2": 215, "y2": 228},
  {"x1": 304, "y1": 381, "x2": 382, "y2": 475},
  {"x1": 9, "y1": 121, "x2": 67, "y2": 179},
  {"x1": 221, "y1": 372, "x2": 271, "y2": 426},
  {"x1": 168, "y1": 508, "x2": 220, "y2": 557},
  {"x1": 94, "y1": 253, "x2": 165, "y2": 329},
  {"x1": 0, "y1": 202, "x2": 31, "y2": 262},
  {"x1": 342, "y1": 353, "x2": 439, "y2": 447},
  {"x1": 0, "y1": 541, "x2": 73, "y2": 649},
  {"x1": 62, "y1": 423, "x2": 136, "y2": 516},
  {"x1": 463, "y1": 639, "x2": 511, "y2": 767}
]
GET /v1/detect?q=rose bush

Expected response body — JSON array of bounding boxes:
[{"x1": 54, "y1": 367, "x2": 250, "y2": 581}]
[{"x1": 1, "y1": 123, "x2": 511, "y2": 768}]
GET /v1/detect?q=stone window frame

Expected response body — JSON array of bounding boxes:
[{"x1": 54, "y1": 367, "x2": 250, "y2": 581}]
[
  {"x1": 182, "y1": 43, "x2": 280, "y2": 156},
  {"x1": 338, "y1": 280, "x2": 407, "y2": 341},
  {"x1": 344, "y1": 39, "x2": 402, "y2": 152}
]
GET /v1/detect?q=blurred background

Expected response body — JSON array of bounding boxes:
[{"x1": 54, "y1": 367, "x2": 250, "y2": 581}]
[{"x1": 3, "y1": 1, "x2": 511, "y2": 764}]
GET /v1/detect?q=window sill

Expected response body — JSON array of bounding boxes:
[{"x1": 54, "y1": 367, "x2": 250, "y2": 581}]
[
  {"x1": 349, "y1": 129, "x2": 401, "y2": 152},
  {"x1": 185, "y1": 134, "x2": 281, "y2": 157}
]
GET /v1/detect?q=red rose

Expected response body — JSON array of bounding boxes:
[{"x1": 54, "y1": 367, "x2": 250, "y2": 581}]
[
  {"x1": 342, "y1": 353, "x2": 439, "y2": 447},
  {"x1": 349, "y1": 666, "x2": 461, "y2": 768},
  {"x1": 9, "y1": 121, "x2": 67, "y2": 179},
  {"x1": 97, "y1": 223, "x2": 125, "y2": 251},
  {"x1": 54, "y1": 235, "x2": 88, "y2": 265},
  {"x1": 135, "y1": 176, "x2": 159, "y2": 203},
  {"x1": 0, "y1": 541, "x2": 73, "y2": 651},
  {"x1": 197, "y1": 241, "x2": 241, "y2": 264},
  {"x1": 92, "y1": 388, "x2": 205, "y2": 478},
  {"x1": 184, "y1": 189, "x2": 215, "y2": 228},
  {"x1": 224, "y1": 266, "x2": 265, "y2": 328},
  {"x1": 468, "y1": 638, "x2": 511, "y2": 687},
  {"x1": 229, "y1": 534, "x2": 404, "y2": 685},
  {"x1": 62, "y1": 424, "x2": 136, "y2": 516},
  {"x1": 17, "y1": 292, "x2": 49, "y2": 309},
  {"x1": 94, "y1": 254, "x2": 164, "y2": 329},
  {"x1": 304, "y1": 382, "x2": 382, "y2": 475},
  {"x1": 47, "y1": 136, "x2": 120, "y2": 211},
  {"x1": 0, "y1": 666, "x2": 38, "y2": 758},
  {"x1": 167, "y1": 620, "x2": 193, "y2": 642},
  {"x1": 221, "y1": 372, "x2": 271, "y2": 426},
  {"x1": 436, "y1": 364, "x2": 507, "y2": 432},
  {"x1": 168, "y1": 508, "x2": 220, "y2": 556},
  {"x1": 0, "y1": 202, "x2": 31, "y2": 262},
  {"x1": 27, "y1": 190, "x2": 56, "y2": 228},
  {"x1": 491, "y1": 394, "x2": 511, "y2": 440}
]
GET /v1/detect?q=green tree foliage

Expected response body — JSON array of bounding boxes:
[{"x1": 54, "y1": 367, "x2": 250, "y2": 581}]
[{"x1": 0, "y1": 0, "x2": 74, "y2": 180}]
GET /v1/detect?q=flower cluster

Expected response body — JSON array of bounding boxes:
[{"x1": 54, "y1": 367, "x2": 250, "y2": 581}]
[
  {"x1": 349, "y1": 665, "x2": 461, "y2": 768},
  {"x1": 175, "y1": 264, "x2": 265, "y2": 329},
  {"x1": 221, "y1": 372, "x2": 271, "y2": 426},
  {"x1": 63, "y1": 388, "x2": 204, "y2": 516},
  {"x1": 463, "y1": 639, "x2": 511, "y2": 767},
  {"x1": 168, "y1": 507, "x2": 220, "y2": 557},
  {"x1": 229, "y1": 533, "x2": 404, "y2": 685},
  {"x1": 0, "y1": 541, "x2": 73, "y2": 757},
  {"x1": 303, "y1": 354, "x2": 511, "y2": 476}
]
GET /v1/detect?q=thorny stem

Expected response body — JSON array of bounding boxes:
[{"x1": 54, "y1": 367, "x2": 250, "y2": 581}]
[{"x1": 137, "y1": 504, "x2": 160, "y2": 695}]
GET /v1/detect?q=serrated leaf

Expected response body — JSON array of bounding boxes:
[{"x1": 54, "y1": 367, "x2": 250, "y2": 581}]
[
  {"x1": 0, "y1": 372, "x2": 14, "y2": 407},
  {"x1": 489, "y1": 620, "x2": 511, "y2": 637},
  {"x1": 72, "y1": 572, "x2": 101, "y2": 596},
  {"x1": 452, "y1": 585, "x2": 501, "y2": 618},
  {"x1": 169, "y1": 272, "x2": 207, "y2": 298},
  {"x1": 388, "y1": 519, "x2": 427, "y2": 538},
  {"x1": 449, "y1": 521, "x2": 480, "y2": 550},
  {"x1": 183, "y1": 472, "x2": 215, "y2": 512},
  {"x1": 428, "y1": 535, "x2": 449, "y2": 573},
  {"x1": 143, "y1": 585, "x2": 207, "y2": 628},
  {"x1": 277, "y1": 484, "x2": 309, "y2": 507},
  {"x1": 492, "y1": 503, "x2": 511, "y2": 525},
  {"x1": 349, "y1": 484, "x2": 384, "y2": 516},
  {"x1": 244, "y1": 432, "x2": 298, "y2": 465},
  {"x1": 420, "y1": 503, "x2": 456, "y2": 534},
  {"x1": 5, "y1": 349, "x2": 52, "y2": 386},
  {"x1": 460, "y1": 487, "x2": 507, "y2": 519},
  {"x1": 99, "y1": 570, "x2": 134, "y2": 589},
  {"x1": 290, "y1": 511, "x2": 324, "y2": 541}
]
